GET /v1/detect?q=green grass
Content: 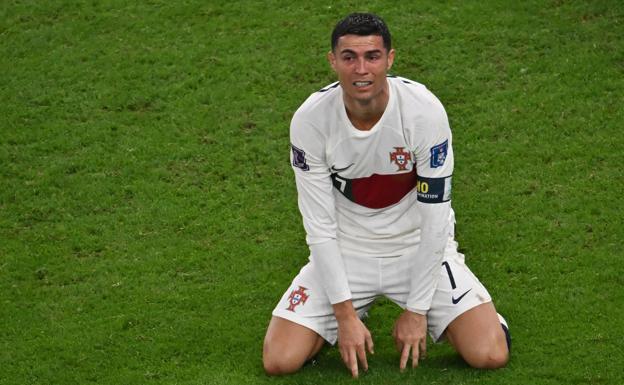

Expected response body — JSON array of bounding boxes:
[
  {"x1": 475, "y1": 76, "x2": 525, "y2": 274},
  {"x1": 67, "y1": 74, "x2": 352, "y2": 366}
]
[{"x1": 1, "y1": 1, "x2": 623, "y2": 384}]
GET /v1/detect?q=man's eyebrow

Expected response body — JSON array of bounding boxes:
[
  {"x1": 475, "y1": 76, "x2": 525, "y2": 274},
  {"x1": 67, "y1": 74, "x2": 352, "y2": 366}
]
[{"x1": 339, "y1": 48, "x2": 383, "y2": 55}]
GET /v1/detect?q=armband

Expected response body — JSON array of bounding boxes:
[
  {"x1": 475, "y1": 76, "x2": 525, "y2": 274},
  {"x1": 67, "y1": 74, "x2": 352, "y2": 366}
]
[{"x1": 416, "y1": 176, "x2": 452, "y2": 203}]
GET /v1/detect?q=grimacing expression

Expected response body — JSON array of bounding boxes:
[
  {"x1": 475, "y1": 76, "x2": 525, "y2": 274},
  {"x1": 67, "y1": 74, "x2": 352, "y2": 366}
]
[{"x1": 328, "y1": 34, "x2": 395, "y2": 106}]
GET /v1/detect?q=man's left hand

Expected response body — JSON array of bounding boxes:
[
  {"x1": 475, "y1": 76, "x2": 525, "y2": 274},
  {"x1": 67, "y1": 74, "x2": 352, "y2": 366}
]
[{"x1": 392, "y1": 310, "x2": 427, "y2": 371}]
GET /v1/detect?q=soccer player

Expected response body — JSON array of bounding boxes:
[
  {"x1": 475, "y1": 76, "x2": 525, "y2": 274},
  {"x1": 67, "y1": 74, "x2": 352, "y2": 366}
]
[{"x1": 263, "y1": 13, "x2": 510, "y2": 378}]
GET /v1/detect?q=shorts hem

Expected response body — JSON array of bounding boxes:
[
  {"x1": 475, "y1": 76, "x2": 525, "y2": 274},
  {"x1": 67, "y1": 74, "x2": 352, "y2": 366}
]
[
  {"x1": 272, "y1": 308, "x2": 337, "y2": 345},
  {"x1": 430, "y1": 298, "x2": 493, "y2": 342}
]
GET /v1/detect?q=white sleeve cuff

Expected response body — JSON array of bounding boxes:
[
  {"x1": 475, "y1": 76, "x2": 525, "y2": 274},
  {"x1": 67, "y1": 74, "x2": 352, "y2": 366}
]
[{"x1": 405, "y1": 306, "x2": 428, "y2": 315}]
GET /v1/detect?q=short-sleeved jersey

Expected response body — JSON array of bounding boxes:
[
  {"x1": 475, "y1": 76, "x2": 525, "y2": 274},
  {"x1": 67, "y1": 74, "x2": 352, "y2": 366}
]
[{"x1": 290, "y1": 76, "x2": 454, "y2": 258}]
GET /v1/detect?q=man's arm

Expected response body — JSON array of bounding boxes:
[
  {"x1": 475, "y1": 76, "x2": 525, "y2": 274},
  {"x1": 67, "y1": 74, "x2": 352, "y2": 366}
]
[
  {"x1": 290, "y1": 115, "x2": 372, "y2": 378},
  {"x1": 393, "y1": 87, "x2": 454, "y2": 370},
  {"x1": 393, "y1": 200, "x2": 451, "y2": 370},
  {"x1": 291, "y1": 128, "x2": 351, "y2": 304}
]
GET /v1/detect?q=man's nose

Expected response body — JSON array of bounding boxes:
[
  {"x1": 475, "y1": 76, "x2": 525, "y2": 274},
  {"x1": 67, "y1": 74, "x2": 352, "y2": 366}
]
[{"x1": 355, "y1": 58, "x2": 367, "y2": 74}]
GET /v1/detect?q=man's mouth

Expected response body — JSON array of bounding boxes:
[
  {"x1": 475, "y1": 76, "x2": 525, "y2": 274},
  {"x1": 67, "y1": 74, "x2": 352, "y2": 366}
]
[{"x1": 353, "y1": 81, "x2": 372, "y2": 88}]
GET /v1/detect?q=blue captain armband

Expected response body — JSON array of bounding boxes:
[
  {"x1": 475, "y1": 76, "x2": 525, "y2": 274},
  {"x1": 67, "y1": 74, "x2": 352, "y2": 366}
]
[{"x1": 416, "y1": 176, "x2": 452, "y2": 203}]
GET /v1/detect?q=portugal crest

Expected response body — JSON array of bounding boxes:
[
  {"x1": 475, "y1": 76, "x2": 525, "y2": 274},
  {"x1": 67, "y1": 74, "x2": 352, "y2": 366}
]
[
  {"x1": 390, "y1": 147, "x2": 412, "y2": 171},
  {"x1": 286, "y1": 286, "x2": 309, "y2": 312}
]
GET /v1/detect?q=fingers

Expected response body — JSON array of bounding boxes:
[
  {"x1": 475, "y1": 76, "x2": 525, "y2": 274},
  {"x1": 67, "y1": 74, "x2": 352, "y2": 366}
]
[
  {"x1": 411, "y1": 336, "x2": 428, "y2": 368},
  {"x1": 365, "y1": 331, "x2": 375, "y2": 355},
  {"x1": 356, "y1": 329, "x2": 372, "y2": 373},
  {"x1": 336, "y1": 318, "x2": 373, "y2": 378},
  {"x1": 411, "y1": 340, "x2": 420, "y2": 368},
  {"x1": 349, "y1": 348, "x2": 358, "y2": 378},
  {"x1": 394, "y1": 311, "x2": 428, "y2": 372},
  {"x1": 400, "y1": 343, "x2": 410, "y2": 371},
  {"x1": 399, "y1": 338, "x2": 427, "y2": 371},
  {"x1": 356, "y1": 343, "x2": 368, "y2": 374},
  {"x1": 341, "y1": 343, "x2": 371, "y2": 378},
  {"x1": 339, "y1": 345, "x2": 361, "y2": 378}
]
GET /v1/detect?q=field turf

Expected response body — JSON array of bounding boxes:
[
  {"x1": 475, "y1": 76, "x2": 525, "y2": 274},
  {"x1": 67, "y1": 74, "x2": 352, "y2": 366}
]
[{"x1": 1, "y1": 1, "x2": 623, "y2": 384}]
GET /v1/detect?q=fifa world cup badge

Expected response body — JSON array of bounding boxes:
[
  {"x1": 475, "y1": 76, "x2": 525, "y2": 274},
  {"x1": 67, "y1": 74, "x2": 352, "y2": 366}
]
[
  {"x1": 430, "y1": 140, "x2": 448, "y2": 168},
  {"x1": 286, "y1": 286, "x2": 309, "y2": 312}
]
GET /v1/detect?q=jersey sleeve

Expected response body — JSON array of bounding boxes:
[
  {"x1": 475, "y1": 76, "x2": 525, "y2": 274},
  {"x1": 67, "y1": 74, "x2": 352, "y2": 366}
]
[
  {"x1": 405, "y1": 91, "x2": 454, "y2": 314},
  {"x1": 290, "y1": 113, "x2": 352, "y2": 304}
]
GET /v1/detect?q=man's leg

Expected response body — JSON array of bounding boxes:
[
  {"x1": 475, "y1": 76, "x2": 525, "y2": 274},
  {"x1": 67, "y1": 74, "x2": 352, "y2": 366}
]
[
  {"x1": 418, "y1": 237, "x2": 510, "y2": 369},
  {"x1": 263, "y1": 316, "x2": 325, "y2": 375},
  {"x1": 264, "y1": 253, "x2": 377, "y2": 376},
  {"x1": 444, "y1": 302, "x2": 509, "y2": 369}
]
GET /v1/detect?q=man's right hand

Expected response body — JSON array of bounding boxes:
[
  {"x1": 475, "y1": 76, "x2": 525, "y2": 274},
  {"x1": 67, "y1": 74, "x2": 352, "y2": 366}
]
[{"x1": 333, "y1": 300, "x2": 374, "y2": 378}]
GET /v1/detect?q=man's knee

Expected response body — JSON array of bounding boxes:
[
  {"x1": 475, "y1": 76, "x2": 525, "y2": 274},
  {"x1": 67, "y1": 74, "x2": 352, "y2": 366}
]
[
  {"x1": 262, "y1": 317, "x2": 324, "y2": 376},
  {"x1": 263, "y1": 346, "x2": 305, "y2": 376},
  {"x1": 464, "y1": 333, "x2": 509, "y2": 369}
]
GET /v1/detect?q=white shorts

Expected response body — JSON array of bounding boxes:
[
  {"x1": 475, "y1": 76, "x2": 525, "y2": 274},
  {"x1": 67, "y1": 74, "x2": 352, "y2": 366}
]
[{"x1": 272, "y1": 238, "x2": 492, "y2": 344}]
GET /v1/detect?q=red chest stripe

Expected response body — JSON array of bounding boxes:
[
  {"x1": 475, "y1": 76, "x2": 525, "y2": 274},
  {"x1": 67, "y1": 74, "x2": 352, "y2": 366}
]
[{"x1": 331, "y1": 167, "x2": 417, "y2": 209}]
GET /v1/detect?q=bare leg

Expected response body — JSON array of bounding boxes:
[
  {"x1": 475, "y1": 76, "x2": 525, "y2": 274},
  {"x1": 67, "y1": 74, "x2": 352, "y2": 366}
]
[
  {"x1": 263, "y1": 316, "x2": 326, "y2": 375},
  {"x1": 444, "y1": 302, "x2": 509, "y2": 369}
]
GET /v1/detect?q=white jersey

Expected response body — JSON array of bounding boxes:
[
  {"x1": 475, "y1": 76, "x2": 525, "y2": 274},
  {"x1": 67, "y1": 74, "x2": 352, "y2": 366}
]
[{"x1": 290, "y1": 76, "x2": 454, "y2": 313}]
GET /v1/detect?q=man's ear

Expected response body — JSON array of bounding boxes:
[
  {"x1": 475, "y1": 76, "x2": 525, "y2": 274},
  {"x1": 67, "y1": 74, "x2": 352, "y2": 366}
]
[
  {"x1": 327, "y1": 51, "x2": 337, "y2": 72},
  {"x1": 386, "y1": 49, "x2": 396, "y2": 71}
]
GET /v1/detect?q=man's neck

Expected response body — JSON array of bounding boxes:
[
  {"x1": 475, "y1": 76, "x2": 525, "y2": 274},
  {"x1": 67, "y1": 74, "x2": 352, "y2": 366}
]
[{"x1": 343, "y1": 85, "x2": 389, "y2": 131}]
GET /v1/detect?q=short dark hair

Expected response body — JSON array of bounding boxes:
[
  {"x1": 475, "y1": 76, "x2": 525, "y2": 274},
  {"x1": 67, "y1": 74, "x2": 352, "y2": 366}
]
[{"x1": 331, "y1": 13, "x2": 392, "y2": 52}]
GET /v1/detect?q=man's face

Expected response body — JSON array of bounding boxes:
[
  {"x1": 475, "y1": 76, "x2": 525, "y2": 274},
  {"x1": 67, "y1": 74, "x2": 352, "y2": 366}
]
[{"x1": 328, "y1": 34, "x2": 395, "y2": 106}]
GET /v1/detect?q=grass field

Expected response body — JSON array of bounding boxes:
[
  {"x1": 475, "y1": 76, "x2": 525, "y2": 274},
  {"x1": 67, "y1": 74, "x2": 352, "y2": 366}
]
[{"x1": 1, "y1": 1, "x2": 623, "y2": 384}]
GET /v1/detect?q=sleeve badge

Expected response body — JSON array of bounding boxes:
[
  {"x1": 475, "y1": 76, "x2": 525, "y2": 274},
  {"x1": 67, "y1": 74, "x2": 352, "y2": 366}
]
[
  {"x1": 291, "y1": 144, "x2": 310, "y2": 171},
  {"x1": 430, "y1": 140, "x2": 448, "y2": 168}
]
